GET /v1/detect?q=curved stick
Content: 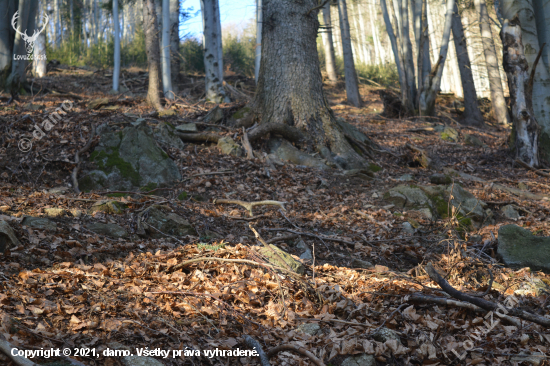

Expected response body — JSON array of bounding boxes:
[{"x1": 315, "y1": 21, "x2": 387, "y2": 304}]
[
  {"x1": 267, "y1": 344, "x2": 325, "y2": 366},
  {"x1": 244, "y1": 335, "x2": 271, "y2": 366}
]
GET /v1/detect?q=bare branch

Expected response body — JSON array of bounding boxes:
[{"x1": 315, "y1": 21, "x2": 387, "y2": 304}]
[{"x1": 213, "y1": 198, "x2": 286, "y2": 216}]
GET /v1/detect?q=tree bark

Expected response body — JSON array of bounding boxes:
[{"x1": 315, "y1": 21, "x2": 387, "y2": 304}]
[
  {"x1": 500, "y1": 0, "x2": 550, "y2": 161},
  {"x1": 170, "y1": 0, "x2": 180, "y2": 88},
  {"x1": 161, "y1": 0, "x2": 174, "y2": 99},
  {"x1": 418, "y1": 0, "x2": 454, "y2": 116},
  {"x1": 398, "y1": 0, "x2": 416, "y2": 110},
  {"x1": 252, "y1": 0, "x2": 372, "y2": 170},
  {"x1": 475, "y1": 0, "x2": 510, "y2": 125},
  {"x1": 9, "y1": 0, "x2": 38, "y2": 90},
  {"x1": 144, "y1": 0, "x2": 163, "y2": 110},
  {"x1": 501, "y1": 16, "x2": 540, "y2": 167},
  {"x1": 200, "y1": 0, "x2": 229, "y2": 103},
  {"x1": 337, "y1": 0, "x2": 362, "y2": 107},
  {"x1": 451, "y1": 1, "x2": 484, "y2": 126},
  {"x1": 381, "y1": 0, "x2": 405, "y2": 88},
  {"x1": 0, "y1": 0, "x2": 16, "y2": 86},
  {"x1": 113, "y1": 0, "x2": 121, "y2": 92},
  {"x1": 321, "y1": 1, "x2": 338, "y2": 83},
  {"x1": 255, "y1": 0, "x2": 262, "y2": 83}
]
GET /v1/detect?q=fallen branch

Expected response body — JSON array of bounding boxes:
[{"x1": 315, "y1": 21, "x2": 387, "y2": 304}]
[
  {"x1": 425, "y1": 263, "x2": 550, "y2": 327},
  {"x1": 175, "y1": 131, "x2": 221, "y2": 143},
  {"x1": 409, "y1": 294, "x2": 521, "y2": 326},
  {"x1": 243, "y1": 336, "x2": 271, "y2": 366},
  {"x1": 265, "y1": 228, "x2": 354, "y2": 247},
  {"x1": 266, "y1": 233, "x2": 299, "y2": 244},
  {"x1": 0, "y1": 335, "x2": 36, "y2": 366},
  {"x1": 226, "y1": 214, "x2": 270, "y2": 221},
  {"x1": 72, "y1": 124, "x2": 96, "y2": 194},
  {"x1": 213, "y1": 199, "x2": 286, "y2": 216},
  {"x1": 242, "y1": 127, "x2": 255, "y2": 159},
  {"x1": 267, "y1": 344, "x2": 325, "y2": 366},
  {"x1": 515, "y1": 158, "x2": 550, "y2": 178}
]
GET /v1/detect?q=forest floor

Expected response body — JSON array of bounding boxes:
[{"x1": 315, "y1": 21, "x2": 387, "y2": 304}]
[{"x1": 0, "y1": 65, "x2": 549, "y2": 366}]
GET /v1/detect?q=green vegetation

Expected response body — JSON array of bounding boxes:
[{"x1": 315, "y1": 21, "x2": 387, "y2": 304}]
[
  {"x1": 197, "y1": 242, "x2": 226, "y2": 251},
  {"x1": 90, "y1": 148, "x2": 141, "y2": 187}
]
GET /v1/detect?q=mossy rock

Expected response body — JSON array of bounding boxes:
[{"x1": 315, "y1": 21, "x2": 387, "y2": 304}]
[
  {"x1": 90, "y1": 200, "x2": 128, "y2": 214},
  {"x1": 497, "y1": 225, "x2": 550, "y2": 272},
  {"x1": 464, "y1": 134, "x2": 486, "y2": 147},
  {"x1": 86, "y1": 223, "x2": 128, "y2": 238},
  {"x1": 440, "y1": 127, "x2": 458, "y2": 142},
  {"x1": 154, "y1": 121, "x2": 185, "y2": 150},
  {"x1": 231, "y1": 106, "x2": 251, "y2": 121},
  {"x1": 144, "y1": 207, "x2": 196, "y2": 238},
  {"x1": 217, "y1": 136, "x2": 242, "y2": 157},
  {"x1": 258, "y1": 244, "x2": 305, "y2": 274},
  {"x1": 21, "y1": 216, "x2": 57, "y2": 230},
  {"x1": 430, "y1": 173, "x2": 452, "y2": 185}
]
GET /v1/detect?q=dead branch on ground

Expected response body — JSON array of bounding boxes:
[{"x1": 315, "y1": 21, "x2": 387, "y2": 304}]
[
  {"x1": 213, "y1": 199, "x2": 286, "y2": 216},
  {"x1": 265, "y1": 228, "x2": 354, "y2": 247}
]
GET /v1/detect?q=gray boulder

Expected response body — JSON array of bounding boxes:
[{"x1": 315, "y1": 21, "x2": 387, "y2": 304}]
[
  {"x1": 464, "y1": 134, "x2": 486, "y2": 147},
  {"x1": 296, "y1": 240, "x2": 313, "y2": 260},
  {"x1": 342, "y1": 354, "x2": 376, "y2": 366},
  {"x1": 154, "y1": 121, "x2": 185, "y2": 150},
  {"x1": 217, "y1": 137, "x2": 242, "y2": 157},
  {"x1": 497, "y1": 225, "x2": 550, "y2": 272},
  {"x1": 429, "y1": 173, "x2": 452, "y2": 185},
  {"x1": 86, "y1": 223, "x2": 128, "y2": 238},
  {"x1": 79, "y1": 122, "x2": 181, "y2": 192},
  {"x1": 440, "y1": 127, "x2": 458, "y2": 142},
  {"x1": 295, "y1": 322, "x2": 320, "y2": 336},
  {"x1": 21, "y1": 216, "x2": 57, "y2": 230},
  {"x1": 0, "y1": 220, "x2": 21, "y2": 253},
  {"x1": 258, "y1": 244, "x2": 305, "y2": 274},
  {"x1": 501, "y1": 205, "x2": 520, "y2": 220},
  {"x1": 90, "y1": 200, "x2": 128, "y2": 215}
]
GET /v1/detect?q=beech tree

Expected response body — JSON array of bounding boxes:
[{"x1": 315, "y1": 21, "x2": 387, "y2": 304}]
[
  {"x1": 320, "y1": 1, "x2": 338, "y2": 83},
  {"x1": 337, "y1": 0, "x2": 361, "y2": 107},
  {"x1": 243, "y1": 0, "x2": 373, "y2": 170},
  {"x1": 144, "y1": 0, "x2": 163, "y2": 110},
  {"x1": 113, "y1": 0, "x2": 121, "y2": 92},
  {"x1": 161, "y1": 0, "x2": 174, "y2": 99},
  {"x1": 255, "y1": 0, "x2": 262, "y2": 83},
  {"x1": 200, "y1": 0, "x2": 229, "y2": 103}
]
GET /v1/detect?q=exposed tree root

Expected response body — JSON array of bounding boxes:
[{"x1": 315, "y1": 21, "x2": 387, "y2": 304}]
[
  {"x1": 213, "y1": 198, "x2": 286, "y2": 216},
  {"x1": 0, "y1": 334, "x2": 35, "y2": 366},
  {"x1": 267, "y1": 138, "x2": 328, "y2": 169},
  {"x1": 267, "y1": 344, "x2": 326, "y2": 366},
  {"x1": 243, "y1": 336, "x2": 271, "y2": 366},
  {"x1": 248, "y1": 123, "x2": 304, "y2": 143},
  {"x1": 426, "y1": 263, "x2": 550, "y2": 327},
  {"x1": 175, "y1": 132, "x2": 221, "y2": 143},
  {"x1": 241, "y1": 127, "x2": 255, "y2": 159}
]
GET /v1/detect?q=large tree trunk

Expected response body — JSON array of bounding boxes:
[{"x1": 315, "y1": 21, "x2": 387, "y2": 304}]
[
  {"x1": 418, "y1": 0, "x2": 454, "y2": 116},
  {"x1": 9, "y1": 0, "x2": 38, "y2": 92},
  {"x1": 251, "y1": 0, "x2": 372, "y2": 170},
  {"x1": 200, "y1": 0, "x2": 229, "y2": 103},
  {"x1": 144, "y1": 0, "x2": 163, "y2": 110},
  {"x1": 451, "y1": 1, "x2": 484, "y2": 126},
  {"x1": 500, "y1": 0, "x2": 550, "y2": 161},
  {"x1": 0, "y1": 0, "x2": 16, "y2": 86},
  {"x1": 337, "y1": 0, "x2": 362, "y2": 107},
  {"x1": 501, "y1": 16, "x2": 540, "y2": 167},
  {"x1": 113, "y1": 0, "x2": 121, "y2": 92},
  {"x1": 321, "y1": 1, "x2": 338, "y2": 83},
  {"x1": 161, "y1": 0, "x2": 173, "y2": 99},
  {"x1": 475, "y1": 0, "x2": 510, "y2": 125},
  {"x1": 398, "y1": 0, "x2": 416, "y2": 110}
]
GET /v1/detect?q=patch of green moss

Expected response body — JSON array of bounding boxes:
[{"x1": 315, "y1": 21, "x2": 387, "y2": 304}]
[
  {"x1": 140, "y1": 182, "x2": 158, "y2": 192},
  {"x1": 197, "y1": 242, "x2": 225, "y2": 251},
  {"x1": 393, "y1": 212, "x2": 403, "y2": 217},
  {"x1": 91, "y1": 147, "x2": 141, "y2": 187},
  {"x1": 78, "y1": 175, "x2": 94, "y2": 192},
  {"x1": 368, "y1": 163, "x2": 382, "y2": 172},
  {"x1": 231, "y1": 106, "x2": 250, "y2": 120},
  {"x1": 177, "y1": 191, "x2": 188, "y2": 200},
  {"x1": 106, "y1": 193, "x2": 127, "y2": 197}
]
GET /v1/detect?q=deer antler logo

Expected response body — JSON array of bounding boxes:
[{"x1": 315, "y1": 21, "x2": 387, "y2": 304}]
[{"x1": 11, "y1": 11, "x2": 49, "y2": 55}]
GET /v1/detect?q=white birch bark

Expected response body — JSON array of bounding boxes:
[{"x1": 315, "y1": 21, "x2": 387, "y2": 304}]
[
  {"x1": 338, "y1": 0, "x2": 362, "y2": 107},
  {"x1": 200, "y1": 0, "x2": 228, "y2": 103},
  {"x1": 113, "y1": 0, "x2": 120, "y2": 92}
]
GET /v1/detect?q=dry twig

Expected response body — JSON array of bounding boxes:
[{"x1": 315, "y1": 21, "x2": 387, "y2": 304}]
[
  {"x1": 267, "y1": 344, "x2": 326, "y2": 366},
  {"x1": 213, "y1": 199, "x2": 286, "y2": 216}
]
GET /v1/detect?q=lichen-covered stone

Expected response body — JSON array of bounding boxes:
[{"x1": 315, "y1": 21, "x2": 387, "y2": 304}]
[
  {"x1": 217, "y1": 137, "x2": 242, "y2": 157},
  {"x1": 383, "y1": 185, "x2": 433, "y2": 212},
  {"x1": 79, "y1": 122, "x2": 181, "y2": 192},
  {"x1": 497, "y1": 225, "x2": 550, "y2": 272},
  {"x1": 258, "y1": 244, "x2": 305, "y2": 274},
  {"x1": 464, "y1": 134, "x2": 486, "y2": 147},
  {"x1": 21, "y1": 216, "x2": 57, "y2": 230},
  {"x1": 86, "y1": 223, "x2": 128, "y2": 238},
  {"x1": 501, "y1": 205, "x2": 520, "y2": 220},
  {"x1": 154, "y1": 121, "x2": 185, "y2": 150},
  {"x1": 440, "y1": 127, "x2": 458, "y2": 142},
  {"x1": 203, "y1": 105, "x2": 224, "y2": 124},
  {"x1": 144, "y1": 207, "x2": 196, "y2": 238},
  {"x1": 342, "y1": 354, "x2": 376, "y2": 366},
  {"x1": 44, "y1": 208, "x2": 66, "y2": 217},
  {"x1": 90, "y1": 200, "x2": 128, "y2": 215},
  {"x1": 430, "y1": 173, "x2": 452, "y2": 185},
  {"x1": 295, "y1": 322, "x2": 320, "y2": 335},
  {"x1": 0, "y1": 220, "x2": 21, "y2": 253}
]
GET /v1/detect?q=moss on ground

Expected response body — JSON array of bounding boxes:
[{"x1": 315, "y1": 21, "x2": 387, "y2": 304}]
[
  {"x1": 91, "y1": 147, "x2": 141, "y2": 187},
  {"x1": 231, "y1": 106, "x2": 251, "y2": 120}
]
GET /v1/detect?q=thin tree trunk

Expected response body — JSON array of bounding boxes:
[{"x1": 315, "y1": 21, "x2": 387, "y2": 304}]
[
  {"x1": 338, "y1": 0, "x2": 362, "y2": 107},
  {"x1": 321, "y1": 1, "x2": 338, "y2": 82},
  {"x1": 399, "y1": 0, "x2": 416, "y2": 110},
  {"x1": 113, "y1": 0, "x2": 120, "y2": 92},
  {"x1": 502, "y1": 16, "x2": 540, "y2": 167},
  {"x1": 356, "y1": 0, "x2": 371, "y2": 65},
  {"x1": 475, "y1": 0, "x2": 510, "y2": 125},
  {"x1": 144, "y1": 0, "x2": 163, "y2": 110},
  {"x1": 418, "y1": 0, "x2": 455, "y2": 116},
  {"x1": 255, "y1": 0, "x2": 262, "y2": 83},
  {"x1": 381, "y1": 0, "x2": 405, "y2": 88},
  {"x1": 161, "y1": 0, "x2": 173, "y2": 99},
  {"x1": 200, "y1": 0, "x2": 229, "y2": 103},
  {"x1": 332, "y1": 6, "x2": 342, "y2": 58},
  {"x1": 57, "y1": 0, "x2": 62, "y2": 43},
  {"x1": 10, "y1": 0, "x2": 38, "y2": 88},
  {"x1": 170, "y1": 0, "x2": 180, "y2": 89},
  {"x1": 451, "y1": 1, "x2": 483, "y2": 125},
  {"x1": 70, "y1": 0, "x2": 75, "y2": 36}
]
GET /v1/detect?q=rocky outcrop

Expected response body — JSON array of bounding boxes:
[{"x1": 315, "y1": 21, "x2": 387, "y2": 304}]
[
  {"x1": 498, "y1": 225, "x2": 550, "y2": 272},
  {"x1": 78, "y1": 121, "x2": 181, "y2": 192},
  {"x1": 0, "y1": 220, "x2": 21, "y2": 253}
]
